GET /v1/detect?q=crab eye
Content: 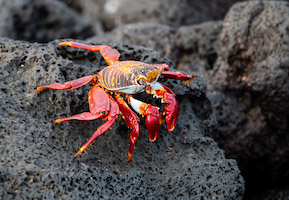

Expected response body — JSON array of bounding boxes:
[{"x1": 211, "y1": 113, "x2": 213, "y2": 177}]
[{"x1": 137, "y1": 78, "x2": 146, "y2": 86}]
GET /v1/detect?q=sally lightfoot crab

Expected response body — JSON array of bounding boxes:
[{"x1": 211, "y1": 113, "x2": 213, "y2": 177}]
[{"x1": 37, "y1": 41, "x2": 195, "y2": 162}]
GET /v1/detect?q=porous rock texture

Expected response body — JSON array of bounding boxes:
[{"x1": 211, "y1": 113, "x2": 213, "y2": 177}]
[
  {"x1": 92, "y1": 1, "x2": 289, "y2": 198},
  {"x1": 0, "y1": 0, "x2": 96, "y2": 43},
  {"x1": 61, "y1": 0, "x2": 244, "y2": 31},
  {"x1": 205, "y1": 1, "x2": 289, "y2": 196},
  {"x1": 0, "y1": 38, "x2": 244, "y2": 199},
  {"x1": 90, "y1": 21, "x2": 223, "y2": 75}
]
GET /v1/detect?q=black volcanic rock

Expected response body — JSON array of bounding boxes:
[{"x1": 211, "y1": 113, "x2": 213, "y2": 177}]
[
  {"x1": 90, "y1": 21, "x2": 223, "y2": 77},
  {"x1": 3, "y1": 0, "x2": 288, "y2": 198},
  {"x1": 203, "y1": 1, "x2": 289, "y2": 197},
  {"x1": 61, "y1": 0, "x2": 243, "y2": 31},
  {"x1": 98, "y1": 1, "x2": 289, "y2": 198},
  {"x1": 0, "y1": 38, "x2": 244, "y2": 199},
  {"x1": 0, "y1": 0, "x2": 96, "y2": 42}
]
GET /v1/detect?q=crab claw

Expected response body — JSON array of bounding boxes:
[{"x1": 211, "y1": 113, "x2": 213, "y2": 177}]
[
  {"x1": 161, "y1": 92, "x2": 179, "y2": 131},
  {"x1": 146, "y1": 82, "x2": 179, "y2": 131},
  {"x1": 145, "y1": 105, "x2": 161, "y2": 141},
  {"x1": 128, "y1": 96, "x2": 161, "y2": 141}
]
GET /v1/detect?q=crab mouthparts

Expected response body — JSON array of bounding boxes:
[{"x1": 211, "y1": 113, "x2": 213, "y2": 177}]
[{"x1": 146, "y1": 68, "x2": 162, "y2": 84}]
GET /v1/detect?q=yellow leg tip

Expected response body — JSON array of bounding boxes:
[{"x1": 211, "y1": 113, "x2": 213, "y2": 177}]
[
  {"x1": 37, "y1": 87, "x2": 43, "y2": 94},
  {"x1": 73, "y1": 151, "x2": 81, "y2": 160},
  {"x1": 181, "y1": 75, "x2": 196, "y2": 86},
  {"x1": 73, "y1": 147, "x2": 86, "y2": 159},
  {"x1": 57, "y1": 41, "x2": 72, "y2": 47},
  {"x1": 127, "y1": 156, "x2": 132, "y2": 163}
]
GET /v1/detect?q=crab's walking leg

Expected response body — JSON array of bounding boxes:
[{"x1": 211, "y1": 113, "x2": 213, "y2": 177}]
[
  {"x1": 58, "y1": 41, "x2": 120, "y2": 65},
  {"x1": 161, "y1": 71, "x2": 196, "y2": 86},
  {"x1": 146, "y1": 82, "x2": 179, "y2": 131},
  {"x1": 55, "y1": 85, "x2": 110, "y2": 123},
  {"x1": 115, "y1": 94, "x2": 140, "y2": 162},
  {"x1": 55, "y1": 112, "x2": 103, "y2": 123},
  {"x1": 151, "y1": 63, "x2": 196, "y2": 85},
  {"x1": 46, "y1": 84, "x2": 119, "y2": 159},
  {"x1": 73, "y1": 117, "x2": 116, "y2": 159},
  {"x1": 127, "y1": 96, "x2": 160, "y2": 142},
  {"x1": 74, "y1": 95, "x2": 119, "y2": 159},
  {"x1": 37, "y1": 75, "x2": 97, "y2": 94}
]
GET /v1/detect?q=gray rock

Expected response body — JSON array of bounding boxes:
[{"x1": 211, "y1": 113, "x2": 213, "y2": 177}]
[
  {"x1": 0, "y1": 0, "x2": 96, "y2": 42},
  {"x1": 90, "y1": 21, "x2": 223, "y2": 77},
  {"x1": 203, "y1": 0, "x2": 289, "y2": 196},
  {"x1": 90, "y1": 23, "x2": 176, "y2": 61},
  {"x1": 70, "y1": 0, "x2": 243, "y2": 31},
  {"x1": 0, "y1": 38, "x2": 244, "y2": 199},
  {"x1": 175, "y1": 21, "x2": 223, "y2": 74}
]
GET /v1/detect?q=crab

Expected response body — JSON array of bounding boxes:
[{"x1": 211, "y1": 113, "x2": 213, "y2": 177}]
[{"x1": 37, "y1": 41, "x2": 195, "y2": 162}]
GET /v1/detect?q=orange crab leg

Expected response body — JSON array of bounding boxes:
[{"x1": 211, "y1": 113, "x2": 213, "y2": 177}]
[
  {"x1": 115, "y1": 94, "x2": 140, "y2": 162},
  {"x1": 58, "y1": 41, "x2": 120, "y2": 65},
  {"x1": 37, "y1": 75, "x2": 97, "y2": 94},
  {"x1": 127, "y1": 96, "x2": 160, "y2": 142},
  {"x1": 55, "y1": 112, "x2": 104, "y2": 123},
  {"x1": 146, "y1": 82, "x2": 179, "y2": 131},
  {"x1": 74, "y1": 95, "x2": 119, "y2": 159},
  {"x1": 47, "y1": 84, "x2": 119, "y2": 159},
  {"x1": 73, "y1": 117, "x2": 116, "y2": 159},
  {"x1": 151, "y1": 63, "x2": 196, "y2": 85},
  {"x1": 161, "y1": 71, "x2": 196, "y2": 86},
  {"x1": 52, "y1": 85, "x2": 110, "y2": 123},
  {"x1": 88, "y1": 85, "x2": 111, "y2": 114}
]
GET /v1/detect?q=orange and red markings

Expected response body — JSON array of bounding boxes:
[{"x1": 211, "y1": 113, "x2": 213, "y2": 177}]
[
  {"x1": 74, "y1": 95, "x2": 119, "y2": 159},
  {"x1": 115, "y1": 95, "x2": 140, "y2": 162},
  {"x1": 145, "y1": 82, "x2": 179, "y2": 131},
  {"x1": 88, "y1": 86, "x2": 110, "y2": 114},
  {"x1": 58, "y1": 41, "x2": 120, "y2": 65}
]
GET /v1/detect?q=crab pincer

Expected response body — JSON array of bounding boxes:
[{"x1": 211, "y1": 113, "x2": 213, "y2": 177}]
[
  {"x1": 146, "y1": 82, "x2": 179, "y2": 131},
  {"x1": 144, "y1": 105, "x2": 161, "y2": 141},
  {"x1": 128, "y1": 96, "x2": 161, "y2": 141}
]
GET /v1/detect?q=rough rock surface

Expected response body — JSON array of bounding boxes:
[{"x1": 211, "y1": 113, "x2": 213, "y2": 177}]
[
  {"x1": 1, "y1": 0, "x2": 287, "y2": 198},
  {"x1": 0, "y1": 38, "x2": 244, "y2": 199},
  {"x1": 93, "y1": 1, "x2": 289, "y2": 198},
  {"x1": 90, "y1": 23, "x2": 176, "y2": 59},
  {"x1": 90, "y1": 21, "x2": 223, "y2": 76},
  {"x1": 61, "y1": 0, "x2": 243, "y2": 31},
  {"x1": 0, "y1": 0, "x2": 96, "y2": 42},
  {"x1": 204, "y1": 1, "x2": 289, "y2": 197}
]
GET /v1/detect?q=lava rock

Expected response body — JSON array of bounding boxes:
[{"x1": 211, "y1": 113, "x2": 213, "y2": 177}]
[
  {"x1": 0, "y1": 38, "x2": 244, "y2": 199},
  {"x1": 203, "y1": 1, "x2": 289, "y2": 196},
  {"x1": 0, "y1": 0, "x2": 96, "y2": 42},
  {"x1": 90, "y1": 23, "x2": 176, "y2": 59},
  {"x1": 90, "y1": 21, "x2": 223, "y2": 77},
  {"x1": 61, "y1": 0, "x2": 243, "y2": 31},
  {"x1": 251, "y1": 187, "x2": 289, "y2": 200},
  {"x1": 174, "y1": 21, "x2": 222, "y2": 74}
]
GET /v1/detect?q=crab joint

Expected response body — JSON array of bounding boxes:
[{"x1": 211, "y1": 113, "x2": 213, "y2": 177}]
[{"x1": 127, "y1": 96, "x2": 160, "y2": 141}]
